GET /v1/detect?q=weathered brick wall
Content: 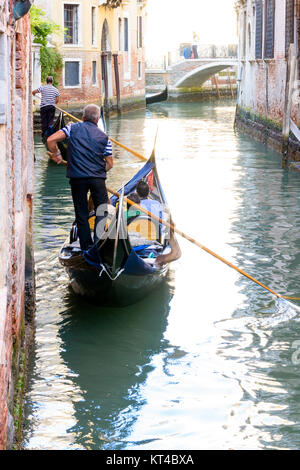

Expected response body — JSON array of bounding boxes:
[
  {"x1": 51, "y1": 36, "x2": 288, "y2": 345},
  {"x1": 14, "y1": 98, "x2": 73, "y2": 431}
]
[
  {"x1": 237, "y1": 0, "x2": 300, "y2": 127},
  {"x1": 0, "y1": 2, "x2": 34, "y2": 450},
  {"x1": 58, "y1": 48, "x2": 145, "y2": 110}
]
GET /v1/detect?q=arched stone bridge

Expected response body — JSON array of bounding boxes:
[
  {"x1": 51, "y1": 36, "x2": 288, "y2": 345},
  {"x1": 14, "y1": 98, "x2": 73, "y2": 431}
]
[{"x1": 146, "y1": 58, "x2": 238, "y2": 89}]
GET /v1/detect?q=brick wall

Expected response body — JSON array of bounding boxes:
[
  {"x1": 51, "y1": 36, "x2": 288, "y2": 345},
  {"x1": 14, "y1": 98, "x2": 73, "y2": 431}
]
[
  {"x1": 0, "y1": 2, "x2": 34, "y2": 450},
  {"x1": 237, "y1": 0, "x2": 300, "y2": 127}
]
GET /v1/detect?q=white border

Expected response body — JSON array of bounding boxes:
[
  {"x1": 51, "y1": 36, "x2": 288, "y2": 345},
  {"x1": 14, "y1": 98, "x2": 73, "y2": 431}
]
[
  {"x1": 63, "y1": 58, "x2": 82, "y2": 88},
  {"x1": 62, "y1": 2, "x2": 82, "y2": 47}
]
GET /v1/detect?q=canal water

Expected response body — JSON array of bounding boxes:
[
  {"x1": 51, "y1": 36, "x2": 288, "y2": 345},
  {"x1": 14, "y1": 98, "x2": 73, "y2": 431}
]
[{"x1": 24, "y1": 102, "x2": 300, "y2": 450}]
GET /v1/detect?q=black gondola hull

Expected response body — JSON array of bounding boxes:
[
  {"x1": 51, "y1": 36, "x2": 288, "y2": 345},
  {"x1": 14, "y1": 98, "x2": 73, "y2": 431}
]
[
  {"x1": 146, "y1": 86, "x2": 168, "y2": 105},
  {"x1": 66, "y1": 265, "x2": 169, "y2": 306}
]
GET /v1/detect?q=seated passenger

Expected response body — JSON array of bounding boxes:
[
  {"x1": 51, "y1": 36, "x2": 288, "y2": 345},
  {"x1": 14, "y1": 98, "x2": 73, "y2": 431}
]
[
  {"x1": 136, "y1": 180, "x2": 163, "y2": 220},
  {"x1": 126, "y1": 192, "x2": 141, "y2": 220}
]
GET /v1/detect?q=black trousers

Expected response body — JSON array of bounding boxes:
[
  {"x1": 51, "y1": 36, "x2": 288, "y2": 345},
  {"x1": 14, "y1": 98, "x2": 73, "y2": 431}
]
[
  {"x1": 40, "y1": 105, "x2": 56, "y2": 136},
  {"x1": 70, "y1": 177, "x2": 108, "y2": 250}
]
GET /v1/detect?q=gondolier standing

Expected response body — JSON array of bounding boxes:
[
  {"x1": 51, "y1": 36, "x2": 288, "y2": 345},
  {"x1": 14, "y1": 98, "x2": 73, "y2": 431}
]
[
  {"x1": 32, "y1": 76, "x2": 60, "y2": 137},
  {"x1": 47, "y1": 104, "x2": 113, "y2": 251}
]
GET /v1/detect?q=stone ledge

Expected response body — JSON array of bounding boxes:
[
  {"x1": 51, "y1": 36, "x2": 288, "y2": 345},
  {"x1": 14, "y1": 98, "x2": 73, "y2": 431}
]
[{"x1": 235, "y1": 107, "x2": 300, "y2": 168}]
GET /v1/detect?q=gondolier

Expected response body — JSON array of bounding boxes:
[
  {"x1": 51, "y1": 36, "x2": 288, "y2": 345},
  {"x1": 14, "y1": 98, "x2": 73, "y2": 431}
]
[
  {"x1": 47, "y1": 104, "x2": 113, "y2": 251},
  {"x1": 32, "y1": 76, "x2": 60, "y2": 137}
]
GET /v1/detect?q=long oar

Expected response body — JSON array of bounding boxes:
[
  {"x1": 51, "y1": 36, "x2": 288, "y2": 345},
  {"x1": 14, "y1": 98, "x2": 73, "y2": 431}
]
[
  {"x1": 56, "y1": 157, "x2": 299, "y2": 301},
  {"x1": 105, "y1": 187, "x2": 300, "y2": 302},
  {"x1": 35, "y1": 95, "x2": 148, "y2": 162},
  {"x1": 46, "y1": 105, "x2": 300, "y2": 301}
]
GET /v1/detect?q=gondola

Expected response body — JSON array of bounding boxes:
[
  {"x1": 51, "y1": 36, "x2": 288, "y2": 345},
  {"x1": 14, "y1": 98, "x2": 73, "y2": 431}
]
[
  {"x1": 58, "y1": 133, "x2": 179, "y2": 306},
  {"x1": 146, "y1": 86, "x2": 168, "y2": 105}
]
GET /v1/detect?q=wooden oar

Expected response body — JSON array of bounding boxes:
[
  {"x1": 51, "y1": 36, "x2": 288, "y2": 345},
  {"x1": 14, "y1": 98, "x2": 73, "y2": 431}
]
[
  {"x1": 45, "y1": 114, "x2": 300, "y2": 302},
  {"x1": 105, "y1": 187, "x2": 300, "y2": 302}
]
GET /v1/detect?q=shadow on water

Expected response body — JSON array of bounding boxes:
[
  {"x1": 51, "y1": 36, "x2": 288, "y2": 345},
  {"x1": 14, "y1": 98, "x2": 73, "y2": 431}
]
[{"x1": 58, "y1": 278, "x2": 174, "y2": 450}]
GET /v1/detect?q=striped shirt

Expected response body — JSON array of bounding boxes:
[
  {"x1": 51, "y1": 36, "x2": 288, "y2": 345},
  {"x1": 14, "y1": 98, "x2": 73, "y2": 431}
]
[
  {"x1": 62, "y1": 123, "x2": 113, "y2": 156},
  {"x1": 37, "y1": 84, "x2": 60, "y2": 108}
]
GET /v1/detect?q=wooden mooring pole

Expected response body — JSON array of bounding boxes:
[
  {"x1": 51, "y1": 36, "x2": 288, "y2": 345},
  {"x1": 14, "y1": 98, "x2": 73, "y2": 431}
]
[
  {"x1": 101, "y1": 52, "x2": 109, "y2": 117},
  {"x1": 212, "y1": 75, "x2": 221, "y2": 99},
  {"x1": 282, "y1": 43, "x2": 297, "y2": 166},
  {"x1": 113, "y1": 53, "x2": 121, "y2": 114},
  {"x1": 227, "y1": 68, "x2": 234, "y2": 99}
]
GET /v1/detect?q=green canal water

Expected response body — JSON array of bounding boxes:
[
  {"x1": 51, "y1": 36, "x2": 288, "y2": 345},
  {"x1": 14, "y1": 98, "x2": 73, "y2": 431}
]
[{"x1": 23, "y1": 102, "x2": 300, "y2": 450}]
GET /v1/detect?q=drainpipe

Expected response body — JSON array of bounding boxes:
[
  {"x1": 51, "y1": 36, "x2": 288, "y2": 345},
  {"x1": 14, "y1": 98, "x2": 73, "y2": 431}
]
[{"x1": 13, "y1": 0, "x2": 32, "y2": 20}]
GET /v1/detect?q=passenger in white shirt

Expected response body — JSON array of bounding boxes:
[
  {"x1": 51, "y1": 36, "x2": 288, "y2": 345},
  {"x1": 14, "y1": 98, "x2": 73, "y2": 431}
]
[{"x1": 136, "y1": 180, "x2": 163, "y2": 220}]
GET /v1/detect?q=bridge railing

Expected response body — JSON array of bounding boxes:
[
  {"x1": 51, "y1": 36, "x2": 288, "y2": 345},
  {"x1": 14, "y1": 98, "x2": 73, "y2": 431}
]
[{"x1": 146, "y1": 44, "x2": 238, "y2": 70}]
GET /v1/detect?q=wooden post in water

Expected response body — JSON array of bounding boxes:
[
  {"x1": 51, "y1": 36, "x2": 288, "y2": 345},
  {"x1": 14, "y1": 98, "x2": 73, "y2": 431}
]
[
  {"x1": 101, "y1": 52, "x2": 109, "y2": 116},
  {"x1": 282, "y1": 43, "x2": 297, "y2": 165},
  {"x1": 113, "y1": 53, "x2": 121, "y2": 114},
  {"x1": 212, "y1": 75, "x2": 221, "y2": 98},
  {"x1": 227, "y1": 68, "x2": 234, "y2": 98}
]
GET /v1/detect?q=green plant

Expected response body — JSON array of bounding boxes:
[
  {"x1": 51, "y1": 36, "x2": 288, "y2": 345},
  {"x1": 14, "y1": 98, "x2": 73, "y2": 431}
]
[
  {"x1": 40, "y1": 47, "x2": 63, "y2": 88},
  {"x1": 30, "y1": 5, "x2": 63, "y2": 86}
]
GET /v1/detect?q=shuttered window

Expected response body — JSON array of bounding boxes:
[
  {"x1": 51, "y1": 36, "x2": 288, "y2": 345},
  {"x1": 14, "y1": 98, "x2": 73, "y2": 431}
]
[
  {"x1": 255, "y1": 0, "x2": 263, "y2": 59},
  {"x1": 285, "y1": 0, "x2": 295, "y2": 57},
  {"x1": 65, "y1": 61, "x2": 80, "y2": 87},
  {"x1": 265, "y1": 0, "x2": 275, "y2": 58}
]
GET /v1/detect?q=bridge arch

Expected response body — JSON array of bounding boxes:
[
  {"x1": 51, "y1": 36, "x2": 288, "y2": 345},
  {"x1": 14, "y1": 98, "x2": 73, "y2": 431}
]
[{"x1": 174, "y1": 61, "x2": 237, "y2": 88}]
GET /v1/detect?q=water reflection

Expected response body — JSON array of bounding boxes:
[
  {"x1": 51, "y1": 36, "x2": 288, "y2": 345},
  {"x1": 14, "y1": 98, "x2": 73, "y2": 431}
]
[
  {"x1": 59, "y1": 280, "x2": 174, "y2": 450},
  {"x1": 24, "y1": 103, "x2": 300, "y2": 450}
]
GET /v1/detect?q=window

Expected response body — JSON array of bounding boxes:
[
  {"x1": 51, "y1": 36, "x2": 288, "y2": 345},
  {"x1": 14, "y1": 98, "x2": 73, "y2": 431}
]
[
  {"x1": 91, "y1": 7, "x2": 96, "y2": 46},
  {"x1": 285, "y1": 0, "x2": 295, "y2": 57},
  {"x1": 255, "y1": 0, "x2": 263, "y2": 59},
  {"x1": 264, "y1": 0, "x2": 275, "y2": 58},
  {"x1": 124, "y1": 17, "x2": 129, "y2": 52},
  {"x1": 64, "y1": 60, "x2": 80, "y2": 87},
  {"x1": 138, "y1": 61, "x2": 142, "y2": 79},
  {"x1": 64, "y1": 4, "x2": 79, "y2": 45},
  {"x1": 92, "y1": 61, "x2": 97, "y2": 85},
  {"x1": 0, "y1": 33, "x2": 6, "y2": 124},
  {"x1": 118, "y1": 18, "x2": 122, "y2": 51},
  {"x1": 137, "y1": 16, "x2": 142, "y2": 48}
]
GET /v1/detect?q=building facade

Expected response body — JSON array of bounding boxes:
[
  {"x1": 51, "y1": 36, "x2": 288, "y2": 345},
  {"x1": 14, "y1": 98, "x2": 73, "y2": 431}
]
[
  {"x1": 235, "y1": 0, "x2": 300, "y2": 153},
  {"x1": 35, "y1": 0, "x2": 147, "y2": 111},
  {"x1": 0, "y1": 0, "x2": 34, "y2": 450}
]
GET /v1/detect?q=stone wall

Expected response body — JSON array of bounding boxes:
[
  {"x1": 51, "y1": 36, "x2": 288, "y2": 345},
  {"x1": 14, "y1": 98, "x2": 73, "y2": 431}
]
[{"x1": 0, "y1": 2, "x2": 34, "y2": 450}]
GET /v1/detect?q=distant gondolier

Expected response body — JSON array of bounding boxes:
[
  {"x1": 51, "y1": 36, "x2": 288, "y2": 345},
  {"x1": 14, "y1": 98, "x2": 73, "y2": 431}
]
[
  {"x1": 47, "y1": 104, "x2": 113, "y2": 251},
  {"x1": 32, "y1": 76, "x2": 60, "y2": 137}
]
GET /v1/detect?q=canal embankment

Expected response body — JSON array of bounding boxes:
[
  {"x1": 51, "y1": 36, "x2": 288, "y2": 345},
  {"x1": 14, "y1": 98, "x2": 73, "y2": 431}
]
[{"x1": 235, "y1": 106, "x2": 300, "y2": 172}]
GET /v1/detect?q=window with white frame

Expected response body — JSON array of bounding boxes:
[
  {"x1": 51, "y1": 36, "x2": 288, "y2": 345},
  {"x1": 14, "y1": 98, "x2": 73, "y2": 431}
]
[
  {"x1": 91, "y1": 7, "x2": 96, "y2": 46},
  {"x1": 124, "y1": 17, "x2": 129, "y2": 52},
  {"x1": 118, "y1": 18, "x2": 122, "y2": 51},
  {"x1": 64, "y1": 4, "x2": 79, "y2": 44},
  {"x1": 0, "y1": 33, "x2": 6, "y2": 124},
  {"x1": 137, "y1": 15, "x2": 142, "y2": 48},
  {"x1": 64, "y1": 60, "x2": 81, "y2": 87},
  {"x1": 138, "y1": 60, "x2": 142, "y2": 79},
  {"x1": 92, "y1": 61, "x2": 97, "y2": 85}
]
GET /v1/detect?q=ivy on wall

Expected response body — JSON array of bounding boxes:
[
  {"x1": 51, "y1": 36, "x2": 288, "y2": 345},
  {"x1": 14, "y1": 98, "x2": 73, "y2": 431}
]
[{"x1": 30, "y1": 5, "x2": 63, "y2": 87}]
